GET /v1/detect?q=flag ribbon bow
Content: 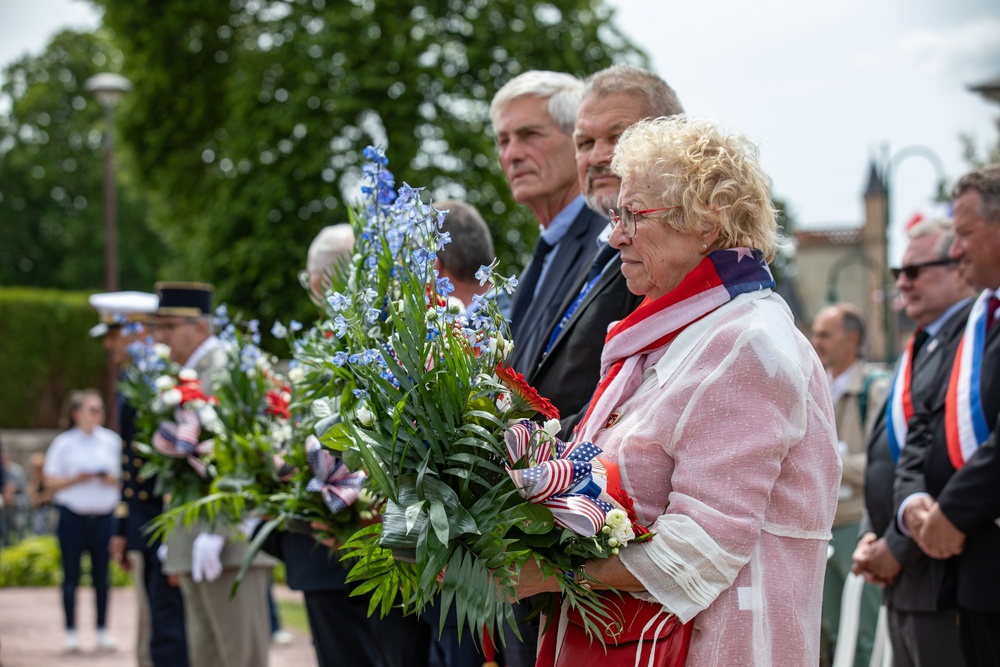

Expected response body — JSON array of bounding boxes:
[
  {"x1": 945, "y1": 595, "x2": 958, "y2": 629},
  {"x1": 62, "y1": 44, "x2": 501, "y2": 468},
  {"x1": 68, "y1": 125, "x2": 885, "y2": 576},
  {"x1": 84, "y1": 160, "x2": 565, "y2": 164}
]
[
  {"x1": 152, "y1": 408, "x2": 214, "y2": 478},
  {"x1": 504, "y1": 420, "x2": 613, "y2": 537},
  {"x1": 304, "y1": 435, "x2": 367, "y2": 514}
]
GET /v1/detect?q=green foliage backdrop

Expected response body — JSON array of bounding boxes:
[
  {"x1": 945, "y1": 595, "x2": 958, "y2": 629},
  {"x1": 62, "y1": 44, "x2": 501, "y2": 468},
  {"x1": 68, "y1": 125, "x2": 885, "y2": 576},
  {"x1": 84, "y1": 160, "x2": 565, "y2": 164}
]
[
  {"x1": 95, "y1": 0, "x2": 649, "y2": 324},
  {"x1": 0, "y1": 31, "x2": 167, "y2": 291},
  {"x1": 0, "y1": 288, "x2": 108, "y2": 427}
]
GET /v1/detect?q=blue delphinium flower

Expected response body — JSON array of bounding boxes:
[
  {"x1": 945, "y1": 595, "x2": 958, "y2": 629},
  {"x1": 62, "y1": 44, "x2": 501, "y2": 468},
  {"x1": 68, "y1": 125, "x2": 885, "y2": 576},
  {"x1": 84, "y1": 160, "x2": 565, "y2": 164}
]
[
  {"x1": 271, "y1": 321, "x2": 288, "y2": 338},
  {"x1": 289, "y1": 320, "x2": 303, "y2": 333},
  {"x1": 333, "y1": 315, "x2": 349, "y2": 338},
  {"x1": 332, "y1": 351, "x2": 349, "y2": 367},
  {"x1": 436, "y1": 276, "x2": 454, "y2": 297},
  {"x1": 328, "y1": 293, "x2": 351, "y2": 312}
]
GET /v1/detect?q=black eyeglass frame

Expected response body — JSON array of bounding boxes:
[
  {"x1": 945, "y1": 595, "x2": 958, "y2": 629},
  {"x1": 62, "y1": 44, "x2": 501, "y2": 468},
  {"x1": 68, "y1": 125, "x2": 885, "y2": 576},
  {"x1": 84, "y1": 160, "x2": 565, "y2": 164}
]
[{"x1": 891, "y1": 258, "x2": 957, "y2": 281}]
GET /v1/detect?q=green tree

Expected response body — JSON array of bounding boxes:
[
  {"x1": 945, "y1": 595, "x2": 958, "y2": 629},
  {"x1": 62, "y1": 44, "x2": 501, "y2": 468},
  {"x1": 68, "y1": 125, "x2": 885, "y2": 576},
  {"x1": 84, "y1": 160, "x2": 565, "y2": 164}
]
[
  {"x1": 95, "y1": 0, "x2": 648, "y2": 325},
  {"x1": 0, "y1": 30, "x2": 166, "y2": 290}
]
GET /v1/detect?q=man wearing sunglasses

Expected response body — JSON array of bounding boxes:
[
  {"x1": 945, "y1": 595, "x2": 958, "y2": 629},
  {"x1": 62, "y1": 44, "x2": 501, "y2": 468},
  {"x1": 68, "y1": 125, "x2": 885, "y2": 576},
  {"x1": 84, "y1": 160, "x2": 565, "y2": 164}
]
[
  {"x1": 853, "y1": 217, "x2": 973, "y2": 666},
  {"x1": 896, "y1": 165, "x2": 1000, "y2": 665}
]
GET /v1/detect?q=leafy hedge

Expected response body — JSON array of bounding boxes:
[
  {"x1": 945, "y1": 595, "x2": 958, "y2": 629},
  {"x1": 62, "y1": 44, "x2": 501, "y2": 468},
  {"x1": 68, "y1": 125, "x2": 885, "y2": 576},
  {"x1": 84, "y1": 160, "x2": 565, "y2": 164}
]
[
  {"x1": 0, "y1": 288, "x2": 108, "y2": 427},
  {"x1": 0, "y1": 535, "x2": 131, "y2": 587}
]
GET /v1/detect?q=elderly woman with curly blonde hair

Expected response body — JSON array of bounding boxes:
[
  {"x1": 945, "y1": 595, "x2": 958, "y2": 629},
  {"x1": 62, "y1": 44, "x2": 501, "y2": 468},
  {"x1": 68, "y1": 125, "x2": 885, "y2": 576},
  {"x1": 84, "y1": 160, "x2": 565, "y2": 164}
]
[{"x1": 516, "y1": 116, "x2": 841, "y2": 666}]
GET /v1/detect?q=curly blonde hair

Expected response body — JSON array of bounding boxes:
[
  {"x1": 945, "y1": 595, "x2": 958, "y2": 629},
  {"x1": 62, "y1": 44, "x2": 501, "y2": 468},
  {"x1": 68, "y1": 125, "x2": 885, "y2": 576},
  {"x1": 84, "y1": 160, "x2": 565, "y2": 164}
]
[{"x1": 611, "y1": 115, "x2": 777, "y2": 261}]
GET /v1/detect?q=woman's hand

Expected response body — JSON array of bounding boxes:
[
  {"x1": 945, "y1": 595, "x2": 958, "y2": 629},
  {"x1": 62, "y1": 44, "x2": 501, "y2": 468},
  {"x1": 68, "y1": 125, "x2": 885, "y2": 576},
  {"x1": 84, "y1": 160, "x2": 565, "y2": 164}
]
[{"x1": 515, "y1": 559, "x2": 563, "y2": 600}]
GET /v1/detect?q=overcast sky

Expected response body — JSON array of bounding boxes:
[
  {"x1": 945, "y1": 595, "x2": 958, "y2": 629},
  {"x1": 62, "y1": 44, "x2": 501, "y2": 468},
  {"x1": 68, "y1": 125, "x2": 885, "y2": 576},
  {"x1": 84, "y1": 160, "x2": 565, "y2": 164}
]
[{"x1": 2, "y1": 0, "x2": 999, "y2": 261}]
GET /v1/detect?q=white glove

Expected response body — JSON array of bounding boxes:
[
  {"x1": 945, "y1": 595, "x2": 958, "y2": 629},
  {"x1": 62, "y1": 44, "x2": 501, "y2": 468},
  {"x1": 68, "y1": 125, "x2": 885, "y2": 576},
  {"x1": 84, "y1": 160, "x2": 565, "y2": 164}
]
[
  {"x1": 191, "y1": 533, "x2": 225, "y2": 583},
  {"x1": 156, "y1": 544, "x2": 168, "y2": 564}
]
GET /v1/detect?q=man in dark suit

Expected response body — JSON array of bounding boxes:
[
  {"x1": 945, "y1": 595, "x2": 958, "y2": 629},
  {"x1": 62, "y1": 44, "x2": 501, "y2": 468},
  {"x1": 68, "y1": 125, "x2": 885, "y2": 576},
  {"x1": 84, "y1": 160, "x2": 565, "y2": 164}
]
[
  {"x1": 895, "y1": 164, "x2": 1000, "y2": 665},
  {"x1": 490, "y1": 71, "x2": 606, "y2": 380},
  {"x1": 489, "y1": 70, "x2": 601, "y2": 667},
  {"x1": 526, "y1": 64, "x2": 684, "y2": 436},
  {"x1": 852, "y1": 218, "x2": 973, "y2": 666}
]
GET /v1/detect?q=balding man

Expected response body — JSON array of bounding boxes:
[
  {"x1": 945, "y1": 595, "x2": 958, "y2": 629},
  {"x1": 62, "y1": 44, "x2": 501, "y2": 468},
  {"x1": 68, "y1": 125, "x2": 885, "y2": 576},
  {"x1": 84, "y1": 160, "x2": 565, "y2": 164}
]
[{"x1": 812, "y1": 303, "x2": 890, "y2": 667}]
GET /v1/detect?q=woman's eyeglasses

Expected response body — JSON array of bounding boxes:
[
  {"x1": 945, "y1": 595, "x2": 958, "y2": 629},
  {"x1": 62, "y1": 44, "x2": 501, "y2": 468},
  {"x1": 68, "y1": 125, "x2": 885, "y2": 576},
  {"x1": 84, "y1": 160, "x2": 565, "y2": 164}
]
[
  {"x1": 891, "y1": 258, "x2": 957, "y2": 281},
  {"x1": 608, "y1": 205, "x2": 682, "y2": 238}
]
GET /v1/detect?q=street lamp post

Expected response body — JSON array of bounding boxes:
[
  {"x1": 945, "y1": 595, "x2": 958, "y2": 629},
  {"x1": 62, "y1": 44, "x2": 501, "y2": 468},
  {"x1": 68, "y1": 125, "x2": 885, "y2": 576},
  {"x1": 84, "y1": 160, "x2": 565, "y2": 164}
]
[
  {"x1": 880, "y1": 143, "x2": 946, "y2": 361},
  {"x1": 85, "y1": 72, "x2": 132, "y2": 432},
  {"x1": 85, "y1": 72, "x2": 132, "y2": 293}
]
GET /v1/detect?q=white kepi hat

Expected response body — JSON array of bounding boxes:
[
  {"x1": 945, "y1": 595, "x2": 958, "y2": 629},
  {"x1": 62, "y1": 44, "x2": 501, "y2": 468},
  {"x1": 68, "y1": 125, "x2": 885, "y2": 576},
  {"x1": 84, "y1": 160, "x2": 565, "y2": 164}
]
[{"x1": 88, "y1": 291, "x2": 159, "y2": 337}]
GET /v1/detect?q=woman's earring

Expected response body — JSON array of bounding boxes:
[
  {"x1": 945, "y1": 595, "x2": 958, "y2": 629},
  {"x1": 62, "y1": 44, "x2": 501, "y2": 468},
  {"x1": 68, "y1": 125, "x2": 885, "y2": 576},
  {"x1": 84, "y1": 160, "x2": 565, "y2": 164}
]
[{"x1": 702, "y1": 244, "x2": 708, "y2": 250}]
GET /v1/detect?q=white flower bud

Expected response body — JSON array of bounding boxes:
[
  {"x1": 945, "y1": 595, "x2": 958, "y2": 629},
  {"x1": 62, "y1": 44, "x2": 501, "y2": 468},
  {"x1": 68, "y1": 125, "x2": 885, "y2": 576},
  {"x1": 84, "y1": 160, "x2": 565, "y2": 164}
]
[
  {"x1": 542, "y1": 419, "x2": 562, "y2": 438},
  {"x1": 288, "y1": 367, "x2": 305, "y2": 383},
  {"x1": 357, "y1": 404, "x2": 374, "y2": 426},
  {"x1": 161, "y1": 388, "x2": 182, "y2": 407},
  {"x1": 155, "y1": 376, "x2": 176, "y2": 391},
  {"x1": 154, "y1": 344, "x2": 171, "y2": 359},
  {"x1": 605, "y1": 509, "x2": 628, "y2": 529},
  {"x1": 178, "y1": 369, "x2": 198, "y2": 382},
  {"x1": 611, "y1": 523, "x2": 635, "y2": 545}
]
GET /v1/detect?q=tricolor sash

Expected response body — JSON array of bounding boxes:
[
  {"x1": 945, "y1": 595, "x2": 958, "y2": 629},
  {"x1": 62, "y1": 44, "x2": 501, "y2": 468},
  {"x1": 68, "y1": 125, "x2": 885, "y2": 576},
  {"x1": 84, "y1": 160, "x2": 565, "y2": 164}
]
[
  {"x1": 944, "y1": 289, "x2": 995, "y2": 469},
  {"x1": 885, "y1": 334, "x2": 919, "y2": 463}
]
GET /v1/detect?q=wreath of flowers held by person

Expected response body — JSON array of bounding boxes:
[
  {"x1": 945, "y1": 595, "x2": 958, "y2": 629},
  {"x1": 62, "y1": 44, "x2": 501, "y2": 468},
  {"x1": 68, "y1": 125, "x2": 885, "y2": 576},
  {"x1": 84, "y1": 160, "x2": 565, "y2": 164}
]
[
  {"x1": 120, "y1": 336, "x2": 222, "y2": 511},
  {"x1": 326, "y1": 146, "x2": 653, "y2": 646}
]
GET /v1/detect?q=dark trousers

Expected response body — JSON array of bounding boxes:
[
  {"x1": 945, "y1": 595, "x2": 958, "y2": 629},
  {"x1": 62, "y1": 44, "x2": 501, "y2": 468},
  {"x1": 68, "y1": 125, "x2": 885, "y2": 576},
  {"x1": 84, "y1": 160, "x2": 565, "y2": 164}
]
[
  {"x1": 141, "y1": 546, "x2": 189, "y2": 667},
  {"x1": 56, "y1": 506, "x2": 112, "y2": 629},
  {"x1": 500, "y1": 598, "x2": 541, "y2": 667},
  {"x1": 959, "y1": 609, "x2": 1000, "y2": 667},
  {"x1": 304, "y1": 590, "x2": 387, "y2": 667}
]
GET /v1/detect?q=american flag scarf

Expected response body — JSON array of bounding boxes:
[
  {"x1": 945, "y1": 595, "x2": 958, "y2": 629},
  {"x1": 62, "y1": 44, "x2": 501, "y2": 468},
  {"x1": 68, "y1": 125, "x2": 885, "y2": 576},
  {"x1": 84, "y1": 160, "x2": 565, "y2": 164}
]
[
  {"x1": 945, "y1": 289, "x2": 996, "y2": 469},
  {"x1": 578, "y1": 248, "x2": 774, "y2": 441}
]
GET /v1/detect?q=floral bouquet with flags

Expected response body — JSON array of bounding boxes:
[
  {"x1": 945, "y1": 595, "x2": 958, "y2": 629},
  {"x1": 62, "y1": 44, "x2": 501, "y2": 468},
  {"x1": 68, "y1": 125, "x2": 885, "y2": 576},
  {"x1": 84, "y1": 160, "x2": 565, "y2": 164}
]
[
  {"x1": 119, "y1": 337, "x2": 222, "y2": 509},
  {"x1": 324, "y1": 146, "x2": 652, "y2": 645}
]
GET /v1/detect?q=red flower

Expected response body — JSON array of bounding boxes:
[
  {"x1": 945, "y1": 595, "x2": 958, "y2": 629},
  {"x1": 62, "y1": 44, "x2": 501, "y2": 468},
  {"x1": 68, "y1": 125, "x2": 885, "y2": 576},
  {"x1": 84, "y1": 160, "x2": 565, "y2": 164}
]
[
  {"x1": 177, "y1": 378, "x2": 212, "y2": 406},
  {"x1": 494, "y1": 363, "x2": 559, "y2": 420},
  {"x1": 266, "y1": 388, "x2": 291, "y2": 420}
]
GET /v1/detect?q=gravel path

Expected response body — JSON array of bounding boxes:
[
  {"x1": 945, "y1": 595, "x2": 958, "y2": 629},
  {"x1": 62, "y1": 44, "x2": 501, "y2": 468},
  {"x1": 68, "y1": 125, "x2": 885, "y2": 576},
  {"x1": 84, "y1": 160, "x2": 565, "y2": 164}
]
[{"x1": 0, "y1": 585, "x2": 318, "y2": 667}]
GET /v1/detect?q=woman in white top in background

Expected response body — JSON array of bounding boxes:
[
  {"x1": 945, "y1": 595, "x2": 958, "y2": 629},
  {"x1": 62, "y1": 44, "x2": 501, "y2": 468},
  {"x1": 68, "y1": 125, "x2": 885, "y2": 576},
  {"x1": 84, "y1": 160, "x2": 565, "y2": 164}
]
[{"x1": 44, "y1": 389, "x2": 122, "y2": 652}]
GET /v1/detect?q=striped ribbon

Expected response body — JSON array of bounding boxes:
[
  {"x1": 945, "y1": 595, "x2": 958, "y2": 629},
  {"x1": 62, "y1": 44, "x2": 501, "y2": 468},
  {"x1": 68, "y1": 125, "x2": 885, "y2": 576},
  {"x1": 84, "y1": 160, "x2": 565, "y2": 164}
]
[
  {"x1": 505, "y1": 420, "x2": 612, "y2": 537},
  {"x1": 304, "y1": 435, "x2": 367, "y2": 514},
  {"x1": 152, "y1": 408, "x2": 214, "y2": 478}
]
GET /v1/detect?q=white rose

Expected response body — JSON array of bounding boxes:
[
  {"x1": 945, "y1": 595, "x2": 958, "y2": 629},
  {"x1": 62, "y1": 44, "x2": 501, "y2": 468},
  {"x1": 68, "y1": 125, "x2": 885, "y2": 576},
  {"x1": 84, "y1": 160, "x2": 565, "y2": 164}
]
[
  {"x1": 198, "y1": 405, "x2": 223, "y2": 433},
  {"x1": 154, "y1": 344, "x2": 171, "y2": 359},
  {"x1": 610, "y1": 523, "x2": 635, "y2": 545},
  {"x1": 288, "y1": 366, "x2": 305, "y2": 383},
  {"x1": 178, "y1": 369, "x2": 198, "y2": 382},
  {"x1": 154, "y1": 376, "x2": 176, "y2": 391},
  {"x1": 357, "y1": 404, "x2": 374, "y2": 426},
  {"x1": 161, "y1": 388, "x2": 182, "y2": 407},
  {"x1": 542, "y1": 419, "x2": 562, "y2": 438},
  {"x1": 605, "y1": 509, "x2": 628, "y2": 529}
]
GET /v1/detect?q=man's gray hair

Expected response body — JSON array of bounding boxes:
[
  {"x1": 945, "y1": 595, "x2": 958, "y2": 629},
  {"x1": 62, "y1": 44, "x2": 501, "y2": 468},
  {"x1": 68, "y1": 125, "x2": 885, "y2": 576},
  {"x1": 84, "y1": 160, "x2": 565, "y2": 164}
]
[
  {"x1": 435, "y1": 200, "x2": 494, "y2": 283},
  {"x1": 583, "y1": 63, "x2": 684, "y2": 118},
  {"x1": 307, "y1": 224, "x2": 355, "y2": 280},
  {"x1": 907, "y1": 217, "x2": 955, "y2": 258},
  {"x1": 489, "y1": 71, "x2": 585, "y2": 136}
]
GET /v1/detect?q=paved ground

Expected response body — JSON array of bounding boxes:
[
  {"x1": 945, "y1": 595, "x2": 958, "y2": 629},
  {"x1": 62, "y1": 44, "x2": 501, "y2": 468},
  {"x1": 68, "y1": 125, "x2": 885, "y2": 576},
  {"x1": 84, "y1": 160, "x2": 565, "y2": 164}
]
[{"x1": 0, "y1": 585, "x2": 318, "y2": 667}]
